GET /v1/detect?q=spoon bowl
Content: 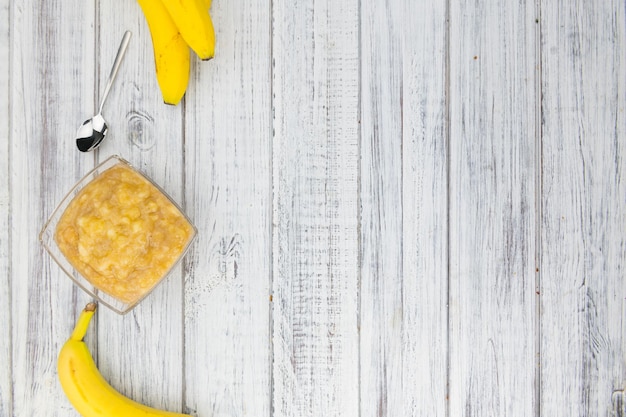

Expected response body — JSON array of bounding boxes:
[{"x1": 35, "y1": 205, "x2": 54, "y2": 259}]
[
  {"x1": 76, "y1": 114, "x2": 108, "y2": 152},
  {"x1": 76, "y1": 31, "x2": 131, "y2": 152}
]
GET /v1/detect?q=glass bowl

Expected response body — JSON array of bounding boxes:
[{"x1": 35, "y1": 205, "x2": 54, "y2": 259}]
[{"x1": 40, "y1": 155, "x2": 197, "y2": 314}]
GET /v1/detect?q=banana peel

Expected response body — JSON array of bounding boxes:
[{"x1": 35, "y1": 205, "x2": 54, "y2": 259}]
[
  {"x1": 138, "y1": 0, "x2": 215, "y2": 105},
  {"x1": 138, "y1": 0, "x2": 190, "y2": 105},
  {"x1": 159, "y1": 0, "x2": 215, "y2": 61},
  {"x1": 58, "y1": 303, "x2": 190, "y2": 417}
]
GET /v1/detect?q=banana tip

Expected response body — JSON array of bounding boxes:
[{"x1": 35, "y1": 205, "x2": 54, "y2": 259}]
[{"x1": 85, "y1": 302, "x2": 97, "y2": 312}]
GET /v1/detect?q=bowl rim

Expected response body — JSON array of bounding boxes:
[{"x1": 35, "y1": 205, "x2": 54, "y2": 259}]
[{"x1": 39, "y1": 154, "x2": 198, "y2": 314}]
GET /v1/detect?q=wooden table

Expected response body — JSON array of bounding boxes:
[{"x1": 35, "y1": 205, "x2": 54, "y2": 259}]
[{"x1": 1, "y1": 0, "x2": 625, "y2": 416}]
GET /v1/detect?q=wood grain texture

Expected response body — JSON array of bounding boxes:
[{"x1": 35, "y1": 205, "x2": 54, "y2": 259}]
[
  {"x1": 271, "y1": 0, "x2": 360, "y2": 415},
  {"x1": 447, "y1": 0, "x2": 538, "y2": 416},
  {"x1": 359, "y1": 0, "x2": 448, "y2": 415},
  {"x1": 3, "y1": 1, "x2": 626, "y2": 416},
  {"x1": 9, "y1": 0, "x2": 95, "y2": 414},
  {"x1": 0, "y1": 0, "x2": 11, "y2": 413},
  {"x1": 540, "y1": 0, "x2": 626, "y2": 415},
  {"x1": 94, "y1": 1, "x2": 186, "y2": 412},
  {"x1": 398, "y1": 0, "x2": 449, "y2": 412},
  {"x1": 183, "y1": 1, "x2": 272, "y2": 416}
]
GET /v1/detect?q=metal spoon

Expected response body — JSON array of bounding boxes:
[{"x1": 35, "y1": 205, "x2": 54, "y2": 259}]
[{"x1": 76, "y1": 31, "x2": 132, "y2": 152}]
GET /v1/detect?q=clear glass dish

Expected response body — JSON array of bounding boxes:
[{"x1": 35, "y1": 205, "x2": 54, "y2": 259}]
[{"x1": 40, "y1": 155, "x2": 197, "y2": 314}]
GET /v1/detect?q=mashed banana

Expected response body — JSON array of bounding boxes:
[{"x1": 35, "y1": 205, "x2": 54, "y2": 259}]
[{"x1": 55, "y1": 164, "x2": 194, "y2": 304}]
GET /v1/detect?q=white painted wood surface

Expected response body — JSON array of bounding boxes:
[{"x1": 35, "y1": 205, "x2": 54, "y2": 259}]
[
  {"x1": 183, "y1": 0, "x2": 271, "y2": 416},
  {"x1": 448, "y1": 0, "x2": 538, "y2": 416},
  {"x1": 541, "y1": 0, "x2": 626, "y2": 416},
  {"x1": 272, "y1": 0, "x2": 359, "y2": 415},
  {"x1": 360, "y1": 0, "x2": 448, "y2": 416},
  {"x1": 1, "y1": 0, "x2": 625, "y2": 416},
  {"x1": 0, "y1": 0, "x2": 11, "y2": 413}
]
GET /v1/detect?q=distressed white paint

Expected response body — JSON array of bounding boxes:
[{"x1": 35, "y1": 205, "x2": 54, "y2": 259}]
[
  {"x1": 359, "y1": 0, "x2": 406, "y2": 414},
  {"x1": 271, "y1": 0, "x2": 360, "y2": 415},
  {"x1": 540, "y1": 0, "x2": 626, "y2": 415},
  {"x1": 399, "y1": 0, "x2": 449, "y2": 414},
  {"x1": 1, "y1": 0, "x2": 625, "y2": 416},
  {"x1": 182, "y1": 1, "x2": 272, "y2": 416},
  {"x1": 0, "y1": 0, "x2": 11, "y2": 413},
  {"x1": 8, "y1": 0, "x2": 95, "y2": 415},
  {"x1": 447, "y1": 0, "x2": 538, "y2": 416},
  {"x1": 360, "y1": 0, "x2": 449, "y2": 415}
]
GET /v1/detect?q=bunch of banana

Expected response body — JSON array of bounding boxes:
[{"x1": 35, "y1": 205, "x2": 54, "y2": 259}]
[
  {"x1": 58, "y1": 303, "x2": 190, "y2": 417},
  {"x1": 137, "y1": 0, "x2": 215, "y2": 105}
]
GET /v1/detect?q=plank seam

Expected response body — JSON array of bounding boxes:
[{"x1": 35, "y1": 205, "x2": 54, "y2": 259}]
[
  {"x1": 444, "y1": 0, "x2": 451, "y2": 415},
  {"x1": 7, "y1": 0, "x2": 14, "y2": 412},
  {"x1": 534, "y1": 0, "x2": 542, "y2": 415},
  {"x1": 356, "y1": 0, "x2": 363, "y2": 416},
  {"x1": 268, "y1": 0, "x2": 275, "y2": 415},
  {"x1": 399, "y1": 30, "x2": 405, "y2": 417},
  {"x1": 181, "y1": 67, "x2": 187, "y2": 415}
]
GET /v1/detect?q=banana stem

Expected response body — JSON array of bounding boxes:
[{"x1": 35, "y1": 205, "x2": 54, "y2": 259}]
[{"x1": 70, "y1": 303, "x2": 97, "y2": 341}]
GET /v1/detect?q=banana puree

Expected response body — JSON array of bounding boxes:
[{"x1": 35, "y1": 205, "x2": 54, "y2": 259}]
[{"x1": 55, "y1": 164, "x2": 194, "y2": 304}]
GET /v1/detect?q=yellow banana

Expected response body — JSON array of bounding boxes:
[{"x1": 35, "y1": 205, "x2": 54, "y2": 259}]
[
  {"x1": 58, "y1": 303, "x2": 190, "y2": 417},
  {"x1": 138, "y1": 0, "x2": 190, "y2": 105},
  {"x1": 160, "y1": 0, "x2": 215, "y2": 60}
]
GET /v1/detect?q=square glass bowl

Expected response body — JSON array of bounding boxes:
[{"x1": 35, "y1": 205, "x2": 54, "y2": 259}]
[{"x1": 40, "y1": 155, "x2": 197, "y2": 314}]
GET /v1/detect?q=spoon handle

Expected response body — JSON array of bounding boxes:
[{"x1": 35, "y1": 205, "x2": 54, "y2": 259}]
[{"x1": 98, "y1": 31, "x2": 132, "y2": 114}]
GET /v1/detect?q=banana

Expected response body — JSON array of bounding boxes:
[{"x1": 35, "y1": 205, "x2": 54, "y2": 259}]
[
  {"x1": 138, "y1": 0, "x2": 190, "y2": 105},
  {"x1": 58, "y1": 303, "x2": 190, "y2": 417},
  {"x1": 160, "y1": 0, "x2": 215, "y2": 60}
]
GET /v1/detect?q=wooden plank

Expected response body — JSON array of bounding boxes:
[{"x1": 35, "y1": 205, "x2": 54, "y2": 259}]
[
  {"x1": 398, "y1": 2, "x2": 449, "y2": 411},
  {"x1": 0, "y1": 0, "x2": 11, "y2": 413},
  {"x1": 447, "y1": 0, "x2": 538, "y2": 415},
  {"x1": 540, "y1": 0, "x2": 626, "y2": 415},
  {"x1": 359, "y1": 0, "x2": 448, "y2": 415},
  {"x1": 182, "y1": 1, "x2": 272, "y2": 415},
  {"x1": 271, "y1": 0, "x2": 360, "y2": 415},
  {"x1": 94, "y1": 1, "x2": 186, "y2": 413},
  {"x1": 9, "y1": 0, "x2": 95, "y2": 414}
]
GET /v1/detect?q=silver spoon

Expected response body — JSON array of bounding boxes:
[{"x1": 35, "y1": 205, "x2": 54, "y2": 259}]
[{"x1": 76, "y1": 31, "x2": 132, "y2": 152}]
